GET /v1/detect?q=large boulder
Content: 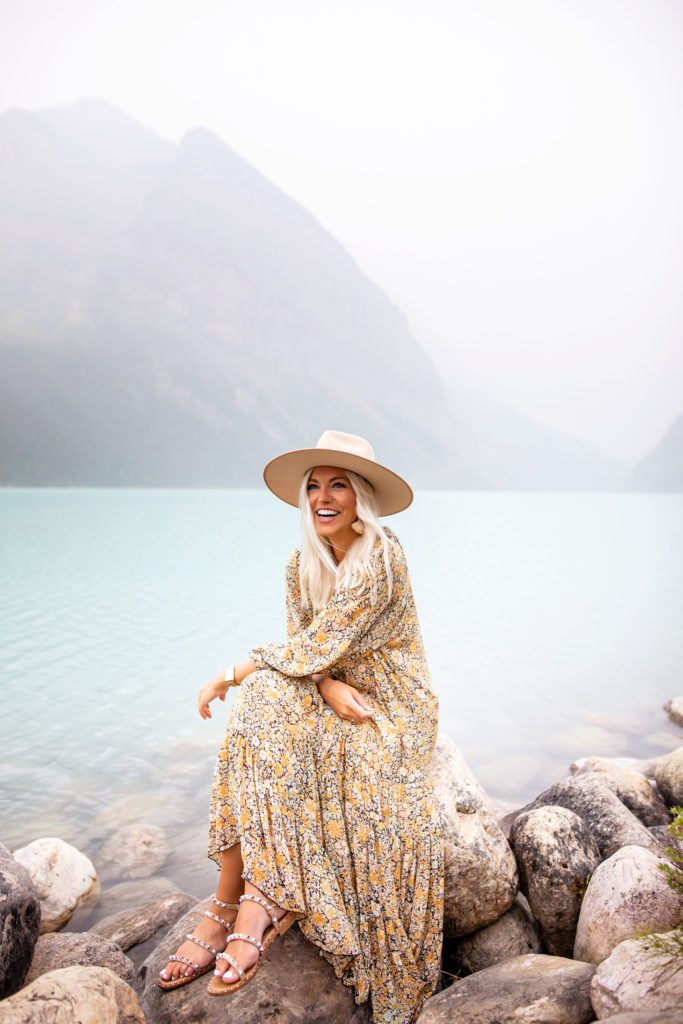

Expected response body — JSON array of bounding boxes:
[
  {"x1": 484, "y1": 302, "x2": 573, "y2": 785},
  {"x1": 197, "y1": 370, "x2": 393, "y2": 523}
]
[
  {"x1": 139, "y1": 896, "x2": 372, "y2": 1023},
  {"x1": 654, "y1": 747, "x2": 683, "y2": 807},
  {"x1": 590, "y1": 929, "x2": 683, "y2": 1017},
  {"x1": 0, "y1": 965, "x2": 143, "y2": 1023},
  {"x1": 24, "y1": 931, "x2": 136, "y2": 987},
  {"x1": 91, "y1": 890, "x2": 196, "y2": 951},
  {"x1": 430, "y1": 732, "x2": 518, "y2": 937},
  {"x1": 445, "y1": 894, "x2": 543, "y2": 976},
  {"x1": 12, "y1": 837, "x2": 99, "y2": 933},
  {"x1": 663, "y1": 696, "x2": 683, "y2": 729},
  {"x1": 507, "y1": 775, "x2": 662, "y2": 859},
  {"x1": 509, "y1": 805, "x2": 600, "y2": 956},
  {"x1": 573, "y1": 844, "x2": 683, "y2": 964},
  {"x1": 97, "y1": 823, "x2": 169, "y2": 880},
  {"x1": 0, "y1": 842, "x2": 41, "y2": 998},
  {"x1": 569, "y1": 757, "x2": 670, "y2": 827},
  {"x1": 416, "y1": 953, "x2": 595, "y2": 1023}
]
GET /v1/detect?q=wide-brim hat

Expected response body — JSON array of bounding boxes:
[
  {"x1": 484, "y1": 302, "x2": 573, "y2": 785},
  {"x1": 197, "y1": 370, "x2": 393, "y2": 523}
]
[{"x1": 262, "y1": 429, "x2": 413, "y2": 516}]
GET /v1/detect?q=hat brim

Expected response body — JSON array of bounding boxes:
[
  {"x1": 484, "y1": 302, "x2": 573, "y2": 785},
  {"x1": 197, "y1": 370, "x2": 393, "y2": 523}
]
[{"x1": 262, "y1": 448, "x2": 413, "y2": 516}]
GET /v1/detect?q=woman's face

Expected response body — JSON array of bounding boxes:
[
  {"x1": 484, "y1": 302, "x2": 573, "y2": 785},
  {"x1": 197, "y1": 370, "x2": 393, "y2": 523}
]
[{"x1": 307, "y1": 465, "x2": 358, "y2": 544}]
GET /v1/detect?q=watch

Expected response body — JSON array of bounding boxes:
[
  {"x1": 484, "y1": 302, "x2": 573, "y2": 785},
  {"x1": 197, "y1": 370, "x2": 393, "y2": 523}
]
[{"x1": 224, "y1": 664, "x2": 237, "y2": 687}]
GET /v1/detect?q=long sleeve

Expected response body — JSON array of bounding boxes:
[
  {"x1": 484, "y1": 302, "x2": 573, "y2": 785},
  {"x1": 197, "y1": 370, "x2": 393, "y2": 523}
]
[{"x1": 249, "y1": 541, "x2": 394, "y2": 678}]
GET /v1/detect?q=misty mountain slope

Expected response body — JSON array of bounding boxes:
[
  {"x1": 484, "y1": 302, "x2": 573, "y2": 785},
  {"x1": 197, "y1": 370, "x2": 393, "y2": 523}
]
[
  {"x1": 629, "y1": 414, "x2": 683, "y2": 491},
  {"x1": 0, "y1": 99, "x2": 636, "y2": 489}
]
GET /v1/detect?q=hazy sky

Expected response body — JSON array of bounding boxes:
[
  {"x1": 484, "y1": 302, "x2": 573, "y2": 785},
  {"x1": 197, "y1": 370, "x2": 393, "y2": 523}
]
[{"x1": 2, "y1": 0, "x2": 682, "y2": 461}]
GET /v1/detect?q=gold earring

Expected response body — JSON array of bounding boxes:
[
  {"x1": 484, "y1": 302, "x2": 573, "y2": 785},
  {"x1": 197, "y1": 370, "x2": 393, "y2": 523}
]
[{"x1": 351, "y1": 519, "x2": 364, "y2": 534}]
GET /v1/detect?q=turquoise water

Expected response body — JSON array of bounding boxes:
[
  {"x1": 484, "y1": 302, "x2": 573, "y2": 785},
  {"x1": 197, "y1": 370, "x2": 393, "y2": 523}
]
[{"x1": 1, "y1": 488, "x2": 681, "y2": 905}]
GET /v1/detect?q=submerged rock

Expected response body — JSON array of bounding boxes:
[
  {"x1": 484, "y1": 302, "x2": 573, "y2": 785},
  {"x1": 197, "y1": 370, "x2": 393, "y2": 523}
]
[
  {"x1": 416, "y1": 953, "x2": 595, "y2": 1024},
  {"x1": 431, "y1": 732, "x2": 518, "y2": 937},
  {"x1": 12, "y1": 837, "x2": 99, "y2": 933},
  {"x1": 0, "y1": 842, "x2": 41, "y2": 998},
  {"x1": 663, "y1": 696, "x2": 683, "y2": 729},
  {"x1": 97, "y1": 823, "x2": 169, "y2": 880},
  {"x1": 590, "y1": 929, "x2": 683, "y2": 1017},
  {"x1": 0, "y1": 965, "x2": 143, "y2": 1023},
  {"x1": 573, "y1": 844, "x2": 683, "y2": 964},
  {"x1": 509, "y1": 805, "x2": 600, "y2": 956}
]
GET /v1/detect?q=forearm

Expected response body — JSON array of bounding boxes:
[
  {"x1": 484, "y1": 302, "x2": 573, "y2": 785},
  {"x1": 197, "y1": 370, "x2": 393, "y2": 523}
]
[{"x1": 234, "y1": 657, "x2": 258, "y2": 685}]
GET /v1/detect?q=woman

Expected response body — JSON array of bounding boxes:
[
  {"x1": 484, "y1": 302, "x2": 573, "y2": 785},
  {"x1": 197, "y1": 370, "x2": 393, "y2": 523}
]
[{"x1": 159, "y1": 430, "x2": 444, "y2": 1024}]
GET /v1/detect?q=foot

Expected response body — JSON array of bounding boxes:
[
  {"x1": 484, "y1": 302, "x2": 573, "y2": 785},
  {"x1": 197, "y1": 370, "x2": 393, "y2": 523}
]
[
  {"x1": 159, "y1": 899, "x2": 238, "y2": 983},
  {"x1": 213, "y1": 888, "x2": 289, "y2": 985}
]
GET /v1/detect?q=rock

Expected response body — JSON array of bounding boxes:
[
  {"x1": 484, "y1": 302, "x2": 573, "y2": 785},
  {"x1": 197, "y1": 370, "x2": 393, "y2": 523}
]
[
  {"x1": 569, "y1": 757, "x2": 670, "y2": 827},
  {"x1": 590, "y1": 929, "x2": 683, "y2": 1017},
  {"x1": 509, "y1": 806, "x2": 601, "y2": 956},
  {"x1": 430, "y1": 732, "x2": 518, "y2": 937},
  {"x1": 654, "y1": 747, "x2": 683, "y2": 807},
  {"x1": 570, "y1": 756, "x2": 658, "y2": 780},
  {"x1": 663, "y1": 696, "x2": 683, "y2": 729},
  {"x1": 416, "y1": 953, "x2": 595, "y2": 1023},
  {"x1": 445, "y1": 894, "x2": 543, "y2": 976},
  {"x1": 12, "y1": 837, "x2": 99, "y2": 933},
  {"x1": 0, "y1": 965, "x2": 143, "y2": 1023},
  {"x1": 508, "y1": 774, "x2": 662, "y2": 859},
  {"x1": 573, "y1": 844, "x2": 683, "y2": 964},
  {"x1": 97, "y1": 823, "x2": 169, "y2": 880},
  {"x1": 649, "y1": 825, "x2": 683, "y2": 862},
  {"x1": 24, "y1": 931, "x2": 136, "y2": 986},
  {"x1": 0, "y1": 842, "x2": 41, "y2": 998},
  {"x1": 594, "y1": 1014, "x2": 683, "y2": 1024},
  {"x1": 139, "y1": 896, "x2": 372, "y2": 1023},
  {"x1": 91, "y1": 890, "x2": 196, "y2": 950}
]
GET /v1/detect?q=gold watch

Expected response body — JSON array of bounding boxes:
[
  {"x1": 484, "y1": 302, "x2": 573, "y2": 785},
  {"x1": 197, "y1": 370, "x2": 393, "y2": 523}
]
[{"x1": 224, "y1": 664, "x2": 237, "y2": 687}]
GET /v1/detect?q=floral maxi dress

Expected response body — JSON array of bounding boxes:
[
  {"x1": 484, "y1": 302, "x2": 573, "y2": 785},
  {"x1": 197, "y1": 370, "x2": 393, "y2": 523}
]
[{"x1": 208, "y1": 526, "x2": 444, "y2": 1024}]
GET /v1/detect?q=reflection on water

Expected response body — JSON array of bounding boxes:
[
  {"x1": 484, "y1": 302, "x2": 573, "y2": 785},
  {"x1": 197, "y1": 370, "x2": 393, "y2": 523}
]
[{"x1": 1, "y1": 488, "x2": 681, "y2": 913}]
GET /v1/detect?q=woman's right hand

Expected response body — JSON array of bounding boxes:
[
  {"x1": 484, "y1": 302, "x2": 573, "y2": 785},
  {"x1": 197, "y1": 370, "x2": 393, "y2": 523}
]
[
  {"x1": 316, "y1": 676, "x2": 376, "y2": 724},
  {"x1": 197, "y1": 674, "x2": 229, "y2": 720}
]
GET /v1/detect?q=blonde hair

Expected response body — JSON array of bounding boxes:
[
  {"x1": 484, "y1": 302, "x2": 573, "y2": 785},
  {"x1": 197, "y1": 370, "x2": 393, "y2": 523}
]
[{"x1": 297, "y1": 467, "x2": 394, "y2": 614}]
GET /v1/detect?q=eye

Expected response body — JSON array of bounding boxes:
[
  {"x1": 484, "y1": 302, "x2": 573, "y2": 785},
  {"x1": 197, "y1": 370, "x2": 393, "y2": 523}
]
[
  {"x1": 333, "y1": 482, "x2": 346, "y2": 488},
  {"x1": 306, "y1": 482, "x2": 318, "y2": 490}
]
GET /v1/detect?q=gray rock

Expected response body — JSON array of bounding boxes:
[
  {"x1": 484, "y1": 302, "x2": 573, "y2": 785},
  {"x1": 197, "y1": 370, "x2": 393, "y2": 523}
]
[
  {"x1": 594, "y1": 1014, "x2": 683, "y2": 1024},
  {"x1": 574, "y1": 844, "x2": 683, "y2": 964},
  {"x1": 416, "y1": 953, "x2": 596, "y2": 1023},
  {"x1": 97, "y1": 823, "x2": 169, "y2": 880},
  {"x1": 663, "y1": 696, "x2": 683, "y2": 729},
  {"x1": 509, "y1": 805, "x2": 601, "y2": 956},
  {"x1": 649, "y1": 825, "x2": 683, "y2": 861},
  {"x1": 91, "y1": 890, "x2": 196, "y2": 951},
  {"x1": 24, "y1": 930, "x2": 136, "y2": 986},
  {"x1": 569, "y1": 757, "x2": 670, "y2": 826},
  {"x1": 139, "y1": 896, "x2": 372, "y2": 1023},
  {"x1": 0, "y1": 842, "x2": 41, "y2": 998},
  {"x1": 655, "y1": 747, "x2": 683, "y2": 807},
  {"x1": 446, "y1": 894, "x2": 543, "y2": 975},
  {"x1": 0, "y1": 965, "x2": 144, "y2": 1023},
  {"x1": 11, "y1": 837, "x2": 99, "y2": 933},
  {"x1": 590, "y1": 929, "x2": 683, "y2": 1017},
  {"x1": 508, "y1": 774, "x2": 662, "y2": 859},
  {"x1": 570, "y1": 756, "x2": 658, "y2": 780},
  {"x1": 431, "y1": 732, "x2": 519, "y2": 937}
]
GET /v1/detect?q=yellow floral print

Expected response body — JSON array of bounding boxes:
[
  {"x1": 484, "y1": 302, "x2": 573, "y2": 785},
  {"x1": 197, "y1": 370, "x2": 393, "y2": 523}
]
[{"x1": 208, "y1": 526, "x2": 444, "y2": 1024}]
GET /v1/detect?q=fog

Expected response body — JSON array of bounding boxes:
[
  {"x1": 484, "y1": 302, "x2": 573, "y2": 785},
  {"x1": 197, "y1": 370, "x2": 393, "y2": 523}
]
[{"x1": 2, "y1": 0, "x2": 682, "y2": 461}]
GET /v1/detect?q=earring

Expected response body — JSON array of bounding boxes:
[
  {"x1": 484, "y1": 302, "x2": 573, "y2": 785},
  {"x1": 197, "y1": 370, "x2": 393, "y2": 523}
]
[{"x1": 351, "y1": 519, "x2": 365, "y2": 534}]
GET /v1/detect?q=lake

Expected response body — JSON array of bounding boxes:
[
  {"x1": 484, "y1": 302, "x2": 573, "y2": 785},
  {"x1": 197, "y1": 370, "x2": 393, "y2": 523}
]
[{"x1": 1, "y1": 487, "x2": 681, "y2": 909}]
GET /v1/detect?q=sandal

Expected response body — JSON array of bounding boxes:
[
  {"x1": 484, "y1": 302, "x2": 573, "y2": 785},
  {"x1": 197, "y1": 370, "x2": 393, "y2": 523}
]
[
  {"x1": 158, "y1": 896, "x2": 240, "y2": 990},
  {"x1": 207, "y1": 891, "x2": 302, "y2": 995}
]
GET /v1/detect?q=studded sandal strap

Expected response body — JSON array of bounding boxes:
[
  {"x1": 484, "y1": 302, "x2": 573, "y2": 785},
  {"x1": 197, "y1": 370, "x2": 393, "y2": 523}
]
[
  {"x1": 239, "y1": 892, "x2": 282, "y2": 931},
  {"x1": 185, "y1": 932, "x2": 218, "y2": 957},
  {"x1": 216, "y1": 949, "x2": 244, "y2": 979},
  {"x1": 213, "y1": 895, "x2": 240, "y2": 909},
  {"x1": 203, "y1": 910, "x2": 234, "y2": 928},
  {"x1": 167, "y1": 953, "x2": 201, "y2": 971}
]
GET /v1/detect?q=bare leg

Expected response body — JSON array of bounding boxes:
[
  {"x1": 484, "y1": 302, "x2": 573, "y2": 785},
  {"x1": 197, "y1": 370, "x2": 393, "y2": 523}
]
[
  {"x1": 213, "y1": 877, "x2": 290, "y2": 984},
  {"x1": 160, "y1": 842, "x2": 245, "y2": 982}
]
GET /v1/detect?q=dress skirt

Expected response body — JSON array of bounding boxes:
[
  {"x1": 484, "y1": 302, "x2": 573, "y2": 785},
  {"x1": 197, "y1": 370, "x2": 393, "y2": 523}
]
[{"x1": 208, "y1": 667, "x2": 444, "y2": 1024}]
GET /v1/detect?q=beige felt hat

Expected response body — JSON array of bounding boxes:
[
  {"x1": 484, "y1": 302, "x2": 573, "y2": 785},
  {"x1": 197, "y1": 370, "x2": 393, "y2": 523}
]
[{"x1": 262, "y1": 429, "x2": 413, "y2": 515}]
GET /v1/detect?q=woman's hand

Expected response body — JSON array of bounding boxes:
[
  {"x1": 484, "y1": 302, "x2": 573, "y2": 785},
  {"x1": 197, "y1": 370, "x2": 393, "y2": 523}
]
[
  {"x1": 197, "y1": 673, "x2": 229, "y2": 719},
  {"x1": 315, "y1": 675, "x2": 375, "y2": 724}
]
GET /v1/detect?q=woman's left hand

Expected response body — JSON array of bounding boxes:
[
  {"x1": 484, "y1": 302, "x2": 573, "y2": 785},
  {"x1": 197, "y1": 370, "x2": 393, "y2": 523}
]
[{"x1": 197, "y1": 674, "x2": 229, "y2": 719}]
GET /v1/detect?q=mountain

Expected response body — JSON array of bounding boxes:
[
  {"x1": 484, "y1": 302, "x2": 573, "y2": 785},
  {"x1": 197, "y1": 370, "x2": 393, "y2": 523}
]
[
  {"x1": 0, "y1": 99, "x2": 632, "y2": 489},
  {"x1": 628, "y1": 414, "x2": 683, "y2": 491}
]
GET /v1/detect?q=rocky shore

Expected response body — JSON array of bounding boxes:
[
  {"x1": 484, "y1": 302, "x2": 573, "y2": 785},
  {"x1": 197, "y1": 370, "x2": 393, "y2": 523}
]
[{"x1": 1, "y1": 698, "x2": 682, "y2": 1024}]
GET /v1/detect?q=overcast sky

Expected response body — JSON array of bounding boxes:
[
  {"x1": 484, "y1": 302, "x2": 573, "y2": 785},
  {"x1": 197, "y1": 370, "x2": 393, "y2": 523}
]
[{"x1": 2, "y1": 0, "x2": 682, "y2": 461}]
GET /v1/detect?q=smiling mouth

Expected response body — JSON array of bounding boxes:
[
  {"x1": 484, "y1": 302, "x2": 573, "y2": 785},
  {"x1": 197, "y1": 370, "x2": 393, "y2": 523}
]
[{"x1": 316, "y1": 510, "x2": 340, "y2": 520}]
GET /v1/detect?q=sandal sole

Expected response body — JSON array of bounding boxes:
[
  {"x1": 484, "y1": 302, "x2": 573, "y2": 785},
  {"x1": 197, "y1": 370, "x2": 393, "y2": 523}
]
[
  {"x1": 158, "y1": 960, "x2": 216, "y2": 990},
  {"x1": 207, "y1": 910, "x2": 302, "y2": 996}
]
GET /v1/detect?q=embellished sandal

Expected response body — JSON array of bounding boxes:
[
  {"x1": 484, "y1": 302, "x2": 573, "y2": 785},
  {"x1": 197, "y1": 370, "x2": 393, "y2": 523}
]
[
  {"x1": 158, "y1": 896, "x2": 240, "y2": 990},
  {"x1": 207, "y1": 891, "x2": 302, "y2": 995}
]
